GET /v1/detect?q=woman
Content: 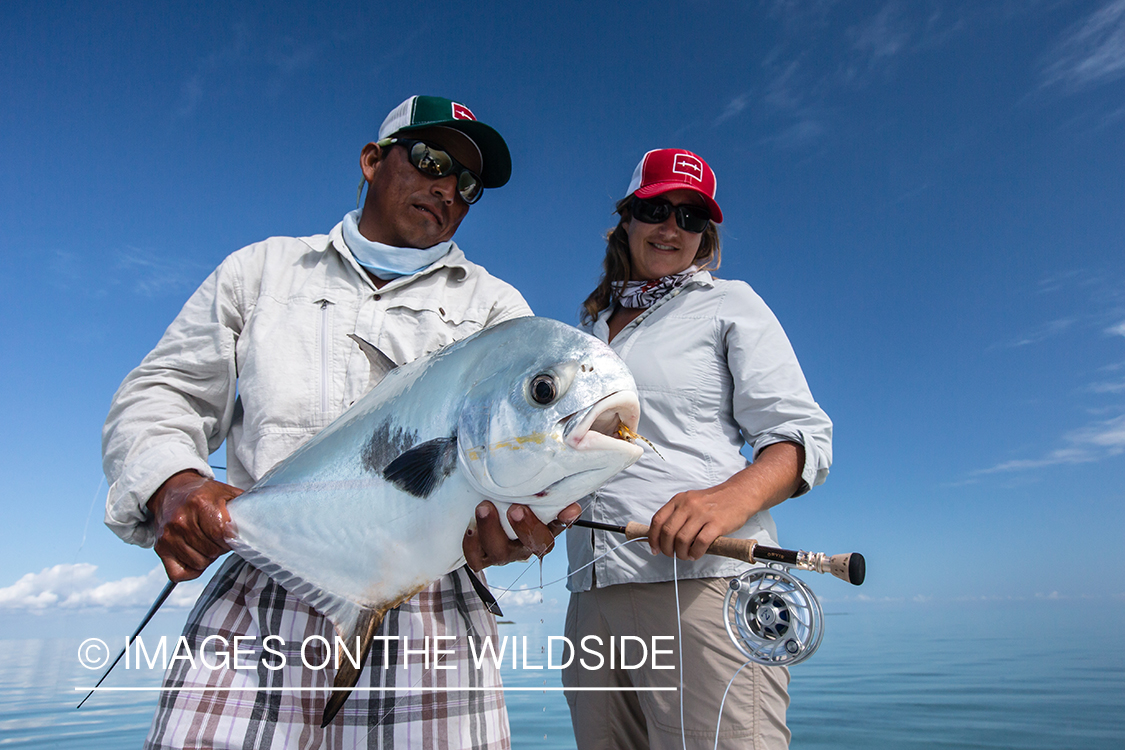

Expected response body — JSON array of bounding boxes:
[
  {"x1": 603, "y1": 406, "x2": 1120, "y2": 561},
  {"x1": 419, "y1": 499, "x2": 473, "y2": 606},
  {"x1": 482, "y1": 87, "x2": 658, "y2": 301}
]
[{"x1": 562, "y1": 149, "x2": 833, "y2": 750}]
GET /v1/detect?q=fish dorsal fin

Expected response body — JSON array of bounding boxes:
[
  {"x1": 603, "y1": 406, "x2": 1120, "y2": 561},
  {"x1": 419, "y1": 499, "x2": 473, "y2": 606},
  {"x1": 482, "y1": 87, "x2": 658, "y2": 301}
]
[
  {"x1": 348, "y1": 333, "x2": 398, "y2": 385},
  {"x1": 383, "y1": 435, "x2": 458, "y2": 497}
]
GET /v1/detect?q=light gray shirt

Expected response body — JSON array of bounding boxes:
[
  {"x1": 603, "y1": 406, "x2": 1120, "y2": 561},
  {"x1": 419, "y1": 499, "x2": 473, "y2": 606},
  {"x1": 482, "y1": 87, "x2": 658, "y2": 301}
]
[
  {"x1": 566, "y1": 271, "x2": 832, "y2": 591},
  {"x1": 103, "y1": 220, "x2": 532, "y2": 547}
]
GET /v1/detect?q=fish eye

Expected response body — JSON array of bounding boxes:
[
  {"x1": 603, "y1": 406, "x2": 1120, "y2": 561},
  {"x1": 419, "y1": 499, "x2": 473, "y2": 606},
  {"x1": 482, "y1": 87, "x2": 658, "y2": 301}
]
[{"x1": 529, "y1": 373, "x2": 558, "y2": 405}]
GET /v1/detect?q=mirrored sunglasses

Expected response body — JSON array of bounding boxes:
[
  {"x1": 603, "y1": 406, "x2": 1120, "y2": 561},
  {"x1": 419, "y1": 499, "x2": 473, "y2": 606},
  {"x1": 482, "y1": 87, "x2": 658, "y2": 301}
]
[
  {"x1": 377, "y1": 137, "x2": 484, "y2": 204},
  {"x1": 630, "y1": 196, "x2": 711, "y2": 233}
]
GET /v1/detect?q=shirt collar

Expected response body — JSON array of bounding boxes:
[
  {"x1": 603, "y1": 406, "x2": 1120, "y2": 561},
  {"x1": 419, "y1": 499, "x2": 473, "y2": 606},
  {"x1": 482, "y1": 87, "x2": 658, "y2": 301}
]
[
  {"x1": 591, "y1": 269, "x2": 713, "y2": 341},
  {"x1": 593, "y1": 269, "x2": 713, "y2": 323},
  {"x1": 329, "y1": 220, "x2": 471, "y2": 290}
]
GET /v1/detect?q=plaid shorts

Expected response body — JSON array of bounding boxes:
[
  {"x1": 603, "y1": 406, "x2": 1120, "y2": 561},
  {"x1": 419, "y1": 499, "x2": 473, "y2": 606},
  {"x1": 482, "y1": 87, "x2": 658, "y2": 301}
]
[{"x1": 145, "y1": 556, "x2": 510, "y2": 749}]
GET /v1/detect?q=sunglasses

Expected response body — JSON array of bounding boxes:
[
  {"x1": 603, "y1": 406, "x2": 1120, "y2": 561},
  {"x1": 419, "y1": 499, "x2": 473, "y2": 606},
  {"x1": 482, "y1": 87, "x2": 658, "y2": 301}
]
[
  {"x1": 630, "y1": 196, "x2": 711, "y2": 234},
  {"x1": 377, "y1": 137, "x2": 484, "y2": 204}
]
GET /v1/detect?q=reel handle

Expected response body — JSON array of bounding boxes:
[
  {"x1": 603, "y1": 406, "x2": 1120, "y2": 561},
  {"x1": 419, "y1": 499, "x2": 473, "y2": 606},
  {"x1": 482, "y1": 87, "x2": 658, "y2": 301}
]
[{"x1": 622, "y1": 522, "x2": 866, "y2": 586}]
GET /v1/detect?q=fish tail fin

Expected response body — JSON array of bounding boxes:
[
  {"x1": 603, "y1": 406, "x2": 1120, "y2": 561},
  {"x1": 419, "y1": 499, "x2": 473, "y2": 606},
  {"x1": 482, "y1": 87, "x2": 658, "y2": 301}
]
[{"x1": 320, "y1": 607, "x2": 385, "y2": 728}]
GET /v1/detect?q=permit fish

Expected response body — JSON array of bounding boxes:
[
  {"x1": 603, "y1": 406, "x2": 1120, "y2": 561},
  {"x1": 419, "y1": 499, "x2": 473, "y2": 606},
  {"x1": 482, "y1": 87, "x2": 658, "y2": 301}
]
[{"x1": 216, "y1": 316, "x2": 641, "y2": 725}]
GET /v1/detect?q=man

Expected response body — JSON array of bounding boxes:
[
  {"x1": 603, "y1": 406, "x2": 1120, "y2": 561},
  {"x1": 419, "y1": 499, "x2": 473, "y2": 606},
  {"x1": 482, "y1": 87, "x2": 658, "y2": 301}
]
[{"x1": 103, "y1": 95, "x2": 573, "y2": 749}]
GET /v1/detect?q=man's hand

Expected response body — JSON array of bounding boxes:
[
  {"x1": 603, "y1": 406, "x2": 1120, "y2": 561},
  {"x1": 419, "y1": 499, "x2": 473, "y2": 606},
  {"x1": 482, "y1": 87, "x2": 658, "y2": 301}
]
[
  {"x1": 147, "y1": 470, "x2": 242, "y2": 582},
  {"x1": 462, "y1": 502, "x2": 581, "y2": 572}
]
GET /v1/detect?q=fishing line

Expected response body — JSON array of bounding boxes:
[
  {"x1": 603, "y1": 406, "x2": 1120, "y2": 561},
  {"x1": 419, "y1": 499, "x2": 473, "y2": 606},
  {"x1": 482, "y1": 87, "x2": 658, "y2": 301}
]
[
  {"x1": 490, "y1": 492, "x2": 604, "y2": 604},
  {"x1": 489, "y1": 513, "x2": 682, "y2": 750},
  {"x1": 492, "y1": 537, "x2": 647, "y2": 604},
  {"x1": 540, "y1": 538, "x2": 648, "y2": 590},
  {"x1": 361, "y1": 527, "x2": 650, "y2": 743},
  {"x1": 74, "y1": 476, "x2": 105, "y2": 563},
  {"x1": 362, "y1": 503, "x2": 614, "y2": 745},
  {"x1": 673, "y1": 554, "x2": 687, "y2": 750},
  {"x1": 712, "y1": 658, "x2": 753, "y2": 750},
  {"x1": 511, "y1": 513, "x2": 690, "y2": 749}
]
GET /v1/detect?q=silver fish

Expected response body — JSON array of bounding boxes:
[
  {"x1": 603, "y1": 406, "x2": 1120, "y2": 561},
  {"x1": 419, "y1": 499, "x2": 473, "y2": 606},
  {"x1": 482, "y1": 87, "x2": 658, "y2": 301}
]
[{"x1": 222, "y1": 316, "x2": 642, "y2": 724}]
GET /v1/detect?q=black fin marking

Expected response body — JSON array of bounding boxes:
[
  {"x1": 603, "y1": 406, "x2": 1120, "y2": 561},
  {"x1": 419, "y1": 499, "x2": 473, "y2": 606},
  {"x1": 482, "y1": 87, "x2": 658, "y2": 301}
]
[
  {"x1": 382, "y1": 434, "x2": 458, "y2": 498},
  {"x1": 361, "y1": 421, "x2": 418, "y2": 475},
  {"x1": 462, "y1": 565, "x2": 503, "y2": 617},
  {"x1": 321, "y1": 607, "x2": 385, "y2": 728},
  {"x1": 348, "y1": 333, "x2": 398, "y2": 385}
]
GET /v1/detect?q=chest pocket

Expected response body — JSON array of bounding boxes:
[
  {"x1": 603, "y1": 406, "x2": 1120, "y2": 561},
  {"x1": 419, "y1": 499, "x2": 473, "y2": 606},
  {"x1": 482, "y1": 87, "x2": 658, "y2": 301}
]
[
  {"x1": 379, "y1": 296, "x2": 488, "y2": 362},
  {"x1": 234, "y1": 293, "x2": 352, "y2": 472}
]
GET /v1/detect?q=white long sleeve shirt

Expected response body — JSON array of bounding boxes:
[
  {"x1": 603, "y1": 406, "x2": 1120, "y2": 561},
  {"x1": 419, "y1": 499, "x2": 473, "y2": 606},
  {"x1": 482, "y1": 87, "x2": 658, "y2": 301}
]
[
  {"x1": 566, "y1": 272, "x2": 832, "y2": 591},
  {"x1": 102, "y1": 220, "x2": 531, "y2": 548}
]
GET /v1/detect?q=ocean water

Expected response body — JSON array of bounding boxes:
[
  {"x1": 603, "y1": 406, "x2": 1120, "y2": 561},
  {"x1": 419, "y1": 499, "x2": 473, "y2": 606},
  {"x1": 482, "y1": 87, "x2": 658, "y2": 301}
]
[{"x1": 2, "y1": 599, "x2": 1122, "y2": 748}]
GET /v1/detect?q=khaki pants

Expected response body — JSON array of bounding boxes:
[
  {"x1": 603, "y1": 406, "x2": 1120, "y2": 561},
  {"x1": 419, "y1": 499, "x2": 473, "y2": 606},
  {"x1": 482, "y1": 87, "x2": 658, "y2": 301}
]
[{"x1": 562, "y1": 578, "x2": 790, "y2": 750}]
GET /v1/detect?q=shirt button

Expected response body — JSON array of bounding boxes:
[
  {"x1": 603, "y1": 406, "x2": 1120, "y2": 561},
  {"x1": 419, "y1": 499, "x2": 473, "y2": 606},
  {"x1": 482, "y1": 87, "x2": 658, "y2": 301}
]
[
  {"x1": 374, "y1": 294, "x2": 381, "y2": 301},
  {"x1": 439, "y1": 307, "x2": 446, "y2": 316}
]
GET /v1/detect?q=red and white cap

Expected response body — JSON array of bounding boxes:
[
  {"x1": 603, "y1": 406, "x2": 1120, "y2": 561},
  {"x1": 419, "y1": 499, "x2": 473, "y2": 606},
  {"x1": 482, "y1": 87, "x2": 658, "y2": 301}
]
[{"x1": 625, "y1": 148, "x2": 723, "y2": 224}]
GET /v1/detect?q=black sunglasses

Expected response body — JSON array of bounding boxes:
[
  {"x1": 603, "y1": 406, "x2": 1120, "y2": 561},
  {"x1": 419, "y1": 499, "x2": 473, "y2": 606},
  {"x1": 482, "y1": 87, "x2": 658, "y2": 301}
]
[
  {"x1": 377, "y1": 137, "x2": 484, "y2": 204},
  {"x1": 630, "y1": 196, "x2": 711, "y2": 234}
]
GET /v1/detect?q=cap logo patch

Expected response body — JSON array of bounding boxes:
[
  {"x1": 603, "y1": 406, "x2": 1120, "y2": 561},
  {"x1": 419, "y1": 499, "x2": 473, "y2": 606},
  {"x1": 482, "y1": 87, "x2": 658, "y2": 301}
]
[
  {"x1": 452, "y1": 103, "x2": 476, "y2": 121},
  {"x1": 672, "y1": 153, "x2": 704, "y2": 182}
]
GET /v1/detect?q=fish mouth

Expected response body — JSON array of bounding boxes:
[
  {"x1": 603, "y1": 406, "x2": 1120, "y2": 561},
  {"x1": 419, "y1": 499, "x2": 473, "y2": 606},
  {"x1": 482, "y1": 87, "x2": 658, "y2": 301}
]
[{"x1": 561, "y1": 391, "x2": 641, "y2": 451}]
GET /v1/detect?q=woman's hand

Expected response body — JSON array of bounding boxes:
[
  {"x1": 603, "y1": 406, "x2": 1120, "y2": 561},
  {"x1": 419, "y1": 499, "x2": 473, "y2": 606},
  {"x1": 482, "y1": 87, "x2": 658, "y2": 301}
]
[{"x1": 647, "y1": 441, "x2": 805, "y2": 560}]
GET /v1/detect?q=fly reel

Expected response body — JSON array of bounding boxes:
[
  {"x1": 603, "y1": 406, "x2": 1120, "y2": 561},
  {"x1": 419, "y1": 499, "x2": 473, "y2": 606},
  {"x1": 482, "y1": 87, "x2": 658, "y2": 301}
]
[
  {"x1": 723, "y1": 565, "x2": 824, "y2": 666},
  {"x1": 565, "y1": 519, "x2": 863, "y2": 667}
]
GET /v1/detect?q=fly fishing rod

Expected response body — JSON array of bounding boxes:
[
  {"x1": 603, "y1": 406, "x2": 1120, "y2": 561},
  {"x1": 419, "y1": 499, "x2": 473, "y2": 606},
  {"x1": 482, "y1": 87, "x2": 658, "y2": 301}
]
[
  {"x1": 570, "y1": 519, "x2": 865, "y2": 586},
  {"x1": 76, "y1": 580, "x2": 176, "y2": 708},
  {"x1": 571, "y1": 518, "x2": 866, "y2": 665},
  {"x1": 75, "y1": 561, "x2": 497, "y2": 710}
]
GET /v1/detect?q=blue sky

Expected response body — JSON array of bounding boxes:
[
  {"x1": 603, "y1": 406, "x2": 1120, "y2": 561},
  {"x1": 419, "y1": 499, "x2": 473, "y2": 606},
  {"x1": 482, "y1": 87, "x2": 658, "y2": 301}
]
[{"x1": 1, "y1": 0, "x2": 1123, "y2": 636}]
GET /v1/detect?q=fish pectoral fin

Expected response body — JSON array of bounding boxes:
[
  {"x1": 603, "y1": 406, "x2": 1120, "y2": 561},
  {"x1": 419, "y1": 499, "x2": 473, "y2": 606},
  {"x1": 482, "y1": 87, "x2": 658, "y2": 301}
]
[
  {"x1": 348, "y1": 333, "x2": 398, "y2": 386},
  {"x1": 383, "y1": 434, "x2": 458, "y2": 498},
  {"x1": 320, "y1": 607, "x2": 386, "y2": 728}
]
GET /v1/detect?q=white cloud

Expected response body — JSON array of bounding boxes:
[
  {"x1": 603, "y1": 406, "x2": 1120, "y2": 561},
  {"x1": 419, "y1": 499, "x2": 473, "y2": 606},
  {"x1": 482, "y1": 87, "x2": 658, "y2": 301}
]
[
  {"x1": 1107, "y1": 320, "x2": 1125, "y2": 338},
  {"x1": 714, "y1": 94, "x2": 750, "y2": 126},
  {"x1": 975, "y1": 413, "x2": 1125, "y2": 475},
  {"x1": 764, "y1": 60, "x2": 806, "y2": 111},
  {"x1": 1042, "y1": 0, "x2": 1125, "y2": 90},
  {"x1": 850, "y1": 3, "x2": 911, "y2": 61},
  {"x1": 1003, "y1": 316, "x2": 1077, "y2": 348},
  {"x1": 497, "y1": 587, "x2": 555, "y2": 608},
  {"x1": 175, "y1": 25, "x2": 322, "y2": 118},
  {"x1": 114, "y1": 246, "x2": 211, "y2": 298},
  {"x1": 1088, "y1": 378, "x2": 1125, "y2": 394},
  {"x1": 0, "y1": 564, "x2": 203, "y2": 611},
  {"x1": 851, "y1": 593, "x2": 906, "y2": 603},
  {"x1": 769, "y1": 119, "x2": 828, "y2": 150},
  {"x1": 1069, "y1": 413, "x2": 1125, "y2": 451}
]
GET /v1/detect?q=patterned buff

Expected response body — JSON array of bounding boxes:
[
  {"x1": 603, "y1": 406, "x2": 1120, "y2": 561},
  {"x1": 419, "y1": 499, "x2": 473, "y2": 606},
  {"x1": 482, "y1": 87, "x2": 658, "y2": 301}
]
[{"x1": 612, "y1": 266, "x2": 699, "y2": 309}]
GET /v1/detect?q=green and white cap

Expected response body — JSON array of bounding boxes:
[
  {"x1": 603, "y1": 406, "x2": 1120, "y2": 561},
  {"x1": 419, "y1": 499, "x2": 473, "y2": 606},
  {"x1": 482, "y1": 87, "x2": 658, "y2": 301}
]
[{"x1": 378, "y1": 95, "x2": 512, "y2": 188}]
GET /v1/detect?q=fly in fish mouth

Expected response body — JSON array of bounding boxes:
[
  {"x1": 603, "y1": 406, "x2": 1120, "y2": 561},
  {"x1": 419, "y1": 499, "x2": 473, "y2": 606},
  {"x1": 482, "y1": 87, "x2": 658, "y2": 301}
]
[
  {"x1": 562, "y1": 391, "x2": 644, "y2": 452},
  {"x1": 614, "y1": 421, "x2": 665, "y2": 459}
]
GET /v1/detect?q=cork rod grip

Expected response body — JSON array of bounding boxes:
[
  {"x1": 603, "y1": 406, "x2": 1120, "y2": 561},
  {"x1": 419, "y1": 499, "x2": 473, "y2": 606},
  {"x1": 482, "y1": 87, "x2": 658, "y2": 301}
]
[{"x1": 622, "y1": 522, "x2": 758, "y2": 564}]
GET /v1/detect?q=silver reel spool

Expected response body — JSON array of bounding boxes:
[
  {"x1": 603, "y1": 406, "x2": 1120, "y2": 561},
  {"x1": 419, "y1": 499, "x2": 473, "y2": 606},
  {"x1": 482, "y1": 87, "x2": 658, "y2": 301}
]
[{"x1": 723, "y1": 565, "x2": 824, "y2": 666}]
